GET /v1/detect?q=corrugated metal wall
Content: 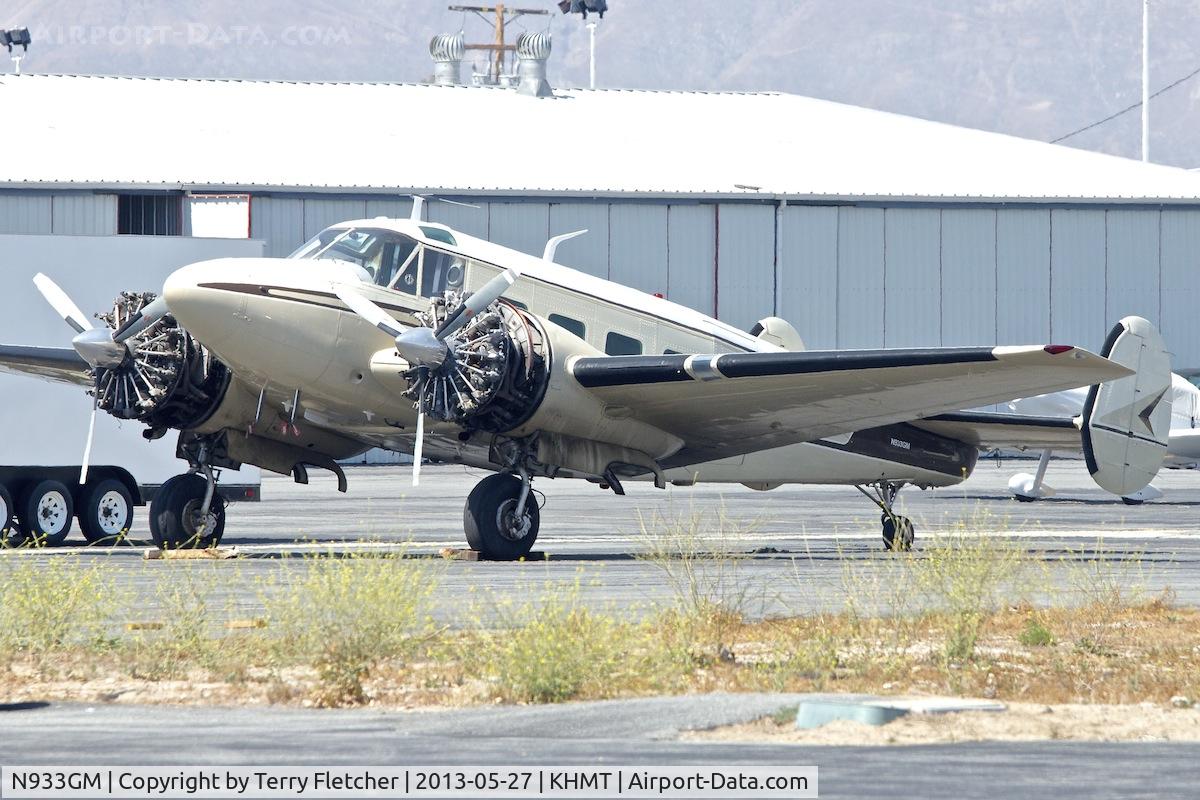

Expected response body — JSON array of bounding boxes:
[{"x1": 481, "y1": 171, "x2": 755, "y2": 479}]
[
  {"x1": 5, "y1": 192, "x2": 1200, "y2": 366},
  {"x1": 0, "y1": 194, "x2": 118, "y2": 235},
  {"x1": 224, "y1": 197, "x2": 1200, "y2": 366}
]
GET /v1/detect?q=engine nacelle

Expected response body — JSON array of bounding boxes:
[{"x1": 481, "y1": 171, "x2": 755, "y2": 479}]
[
  {"x1": 92, "y1": 292, "x2": 231, "y2": 439},
  {"x1": 402, "y1": 297, "x2": 681, "y2": 473}
]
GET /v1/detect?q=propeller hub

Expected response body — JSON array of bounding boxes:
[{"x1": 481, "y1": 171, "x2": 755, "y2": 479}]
[
  {"x1": 395, "y1": 326, "x2": 450, "y2": 368},
  {"x1": 71, "y1": 328, "x2": 127, "y2": 368}
]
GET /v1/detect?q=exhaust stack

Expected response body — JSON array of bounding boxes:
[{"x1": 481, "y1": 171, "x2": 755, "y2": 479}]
[{"x1": 429, "y1": 32, "x2": 465, "y2": 86}]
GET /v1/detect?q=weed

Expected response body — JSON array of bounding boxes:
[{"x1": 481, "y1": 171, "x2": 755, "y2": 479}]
[
  {"x1": 260, "y1": 550, "x2": 440, "y2": 706},
  {"x1": 1018, "y1": 618, "x2": 1055, "y2": 647},
  {"x1": 0, "y1": 556, "x2": 115, "y2": 662},
  {"x1": 636, "y1": 505, "x2": 762, "y2": 664},
  {"x1": 912, "y1": 509, "x2": 1024, "y2": 663}
]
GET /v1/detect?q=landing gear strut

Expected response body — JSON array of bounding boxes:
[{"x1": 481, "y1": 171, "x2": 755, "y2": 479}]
[
  {"x1": 856, "y1": 481, "x2": 914, "y2": 551},
  {"x1": 464, "y1": 470, "x2": 540, "y2": 561},
  {"x1": 150, "y1": 437, "x2": 226, "y2": 550}
]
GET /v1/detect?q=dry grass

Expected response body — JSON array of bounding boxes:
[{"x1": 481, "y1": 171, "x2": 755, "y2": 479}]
[{"x1": 1, "y1": 510, "x2": 1196, "y2": 710}]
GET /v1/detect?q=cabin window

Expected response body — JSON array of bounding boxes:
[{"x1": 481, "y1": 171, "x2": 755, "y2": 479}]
[
  {"x1": 549, "y1": 314, "x2": 586, "y2": 339},
  {"x1": 605, "y1": 332, "x2": 643, "y2": 356},
  {"x1": 420, "y1": 226, "x2": 457, "y2": 246}
]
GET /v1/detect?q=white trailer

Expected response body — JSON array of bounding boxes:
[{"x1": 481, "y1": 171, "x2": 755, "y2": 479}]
[{"x1": 0, "y1": 233, "x2": 262, "y2": 545}]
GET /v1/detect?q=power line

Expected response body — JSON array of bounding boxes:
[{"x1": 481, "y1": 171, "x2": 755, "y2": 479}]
[{"x1": 1050, "y1": 63, "x2": 1200, "y2": 143}]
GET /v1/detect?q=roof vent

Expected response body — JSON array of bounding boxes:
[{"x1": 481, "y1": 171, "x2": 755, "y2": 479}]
[
  {"x1": 429, "y1": 32, "x2": 465, "y2": 86},
  {"x1": 515, "y1": 32, "x2": 552, "y2": 97}
]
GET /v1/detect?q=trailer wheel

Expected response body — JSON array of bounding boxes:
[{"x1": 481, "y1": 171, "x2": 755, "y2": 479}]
[
  {"x1": 18, "y1": 479, "x2": 74, "y2": 547},
  {"x1": 78, "y1": 479, "x2": 134, "y2": 545},
  {"x1": 0, "y1": 483, "x2": 19, "y2": 547}
]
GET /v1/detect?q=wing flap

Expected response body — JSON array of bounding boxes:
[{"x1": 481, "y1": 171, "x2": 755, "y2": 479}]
[
  {"x1": 570, "y1": 345, "x2": 1128, "y2": 466},
  {"x1": 0, "y1": 344, "x2": 91, "y2": 387}
]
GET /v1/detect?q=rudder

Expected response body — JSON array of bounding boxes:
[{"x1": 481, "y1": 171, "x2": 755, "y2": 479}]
[{"x1": 1081, "y1": 316, "x2": 1172, "y2": 496}]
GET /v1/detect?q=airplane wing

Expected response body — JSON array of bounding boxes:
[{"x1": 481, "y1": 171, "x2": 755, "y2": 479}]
[
  {"x1": 569, "y1": 345, "x2": 1128, "y2": 467},
  {"x1": 911, "y1": 411, "x2": 1082, "y2": 450},
  {"x1": 0, "y1": 344, "x2": 92, "y2": 387}
]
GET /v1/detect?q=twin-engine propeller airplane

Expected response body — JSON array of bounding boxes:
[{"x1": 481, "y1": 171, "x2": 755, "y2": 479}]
[{"x1": 0, "y1": 214, "x2": 1173, "y2": 556}]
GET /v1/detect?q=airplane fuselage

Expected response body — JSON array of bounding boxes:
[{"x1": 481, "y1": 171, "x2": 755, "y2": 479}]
[{"x1": 160, "y1": 218, "x2": 976, "y2": 491}]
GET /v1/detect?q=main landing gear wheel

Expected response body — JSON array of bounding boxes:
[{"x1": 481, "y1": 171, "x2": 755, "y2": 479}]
[
  {"x1": 464, "y1": 473, "x2": 540, "y2": 561},
  {"x1": 78, "y1": 479, "x2": 134, "y2": 545},
  {"x1": 856, "y1": 480, "x2": 915, "y2": 552},
  {"x1": 150, "y1": 473, "x2": 225, "y2": 550},
  {"x1": 17, "y1": 479, "x2": 74, "y2": 547},
  {"x1": 881, "y1": 513, "x2": 915, "y2": 552}
]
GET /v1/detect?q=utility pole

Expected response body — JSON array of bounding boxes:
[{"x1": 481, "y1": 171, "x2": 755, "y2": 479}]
[
  {"x1": 587, "y1": 19, "x2": 597, "y2": 89},
  {"x1": 1142, "y1": 0, "x2": 1150, "y2": 162},
  {"x1": 449, "y1": 4, "x2": 550, "y2": 84}
]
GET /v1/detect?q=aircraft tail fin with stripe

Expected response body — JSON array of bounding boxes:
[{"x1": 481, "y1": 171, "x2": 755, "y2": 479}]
[{"x1": 1081, "y1": 316, "x2": 1173, "y2": 497}]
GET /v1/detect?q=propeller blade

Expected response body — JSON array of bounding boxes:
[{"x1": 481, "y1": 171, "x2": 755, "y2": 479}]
[
  {"x1": 112, "y1": 296, "x2": 169, "y2": 343},
  {"x1": 333, "y1": 286, "x2": 404, "y2": 338},
  {"x1": 436, "y1": 267, "x2": 520, "y2": 339},
  {"x1": 80, "y1": 399, "x2": 97, "y2": 485},
  {"x1": 412, "y1": 369, "x2": 426, "y2": 487},
  {"x1": 33, "y1": 273, "x2": 93, "y2": 334}
]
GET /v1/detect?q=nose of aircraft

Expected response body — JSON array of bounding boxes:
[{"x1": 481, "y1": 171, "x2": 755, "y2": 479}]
[
  {"x1": 161, "y1": 258, "x2": 253, "y2": 351},
  {"x1": 162, "y1": 256, "x2": 358, "y2": 389}
]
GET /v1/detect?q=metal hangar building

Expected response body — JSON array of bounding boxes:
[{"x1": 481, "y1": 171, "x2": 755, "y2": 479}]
[{"x1": 3, "y1": 71, "x2": 1200, "y2": 365}]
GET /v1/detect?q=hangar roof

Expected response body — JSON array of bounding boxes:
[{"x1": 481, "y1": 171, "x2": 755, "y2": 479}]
[{"x1": 2, "y1": 73, "x2": 1199, "y2": 203}]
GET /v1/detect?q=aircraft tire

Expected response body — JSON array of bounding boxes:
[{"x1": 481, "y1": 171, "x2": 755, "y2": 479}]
[
  {"x1": 464, "y1": 473, "x2": 539, "y2": 560},
  {"x1": 18, "y1": 479, "x2": 74, "y2": 547},
  {"x1": 150, "y1": 473, "x2": 225, "y2": 550},
  {"x1": 78, "y1": 479, "x2": 134, "y2": 545},
  {"x1": 882, "y1": 515, "x2": 914, "y2": 551}
]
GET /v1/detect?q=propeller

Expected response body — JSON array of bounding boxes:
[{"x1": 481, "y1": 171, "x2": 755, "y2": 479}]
[
  {"x1": 333, "y1": 266, "x2": 521, "y2": 486},
  {"x1": 32, "y1": 274, "x2": 172, "y2": 483}
]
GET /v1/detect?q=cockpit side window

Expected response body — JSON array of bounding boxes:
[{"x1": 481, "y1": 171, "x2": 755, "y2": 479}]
[
  {"x1": 420, "y1": 248, "x2": 466, "y2": 297},
  {"x1": 375, "y1": 238, "x2": 419, "y2": 287}
]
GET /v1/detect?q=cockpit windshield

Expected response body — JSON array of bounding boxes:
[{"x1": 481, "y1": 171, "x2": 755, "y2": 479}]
[
  {"x1": 290, "y1": 225, "x2": 468, "y2": 296},
  {"x1": 288, "y1": 227, "x2": 420, "y2": 288}
]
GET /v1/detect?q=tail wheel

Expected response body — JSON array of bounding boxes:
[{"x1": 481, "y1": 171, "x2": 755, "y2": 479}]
[
  {"x1": 78, "y1": 479, "x2": 134, "y2": 545},
  {"x1": 0, "y1": 483, "x2": 19, "y2": 548},
  {"x1": 464, "y1": 473, "x2": 539, "y2": 560},
  {"x1": 18, "y1": 479, "x2": 74, "y2": 547},
  {"x1": 150, "y1": 473, "x2": 225, "y2": 550}
]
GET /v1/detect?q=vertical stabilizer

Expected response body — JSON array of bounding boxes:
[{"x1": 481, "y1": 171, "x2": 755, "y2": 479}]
[{"x1": 1081, "y1": 316, "x2": 1172, "y2": 496}]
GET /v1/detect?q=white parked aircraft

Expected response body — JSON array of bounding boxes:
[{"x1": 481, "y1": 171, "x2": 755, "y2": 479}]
[
  {"x1": 0, "y1": 216, "x2": 1173, "y2": 556},
  {"x1": 993, "y1": 372, "x2": 1199, "y2": 504}
]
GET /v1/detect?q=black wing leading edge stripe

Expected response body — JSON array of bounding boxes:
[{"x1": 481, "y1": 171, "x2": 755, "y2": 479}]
[
  {"x1": 571, "y1": 347, "x2": 999, "y2": 389},
  {"x1": 924, "y1": 411, "x2": 1078, "y2": 429}
]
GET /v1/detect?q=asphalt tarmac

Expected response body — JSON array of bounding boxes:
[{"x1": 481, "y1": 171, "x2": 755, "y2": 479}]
[
  {"x1": 0, "y1": 695, "x2": 1193, "y2": 799},
  {"x1": 4, "y1": 458, "x2": 1200, "y2": 621},
  {"x1": 3, "y1": 459, "x2": 1200, "y2": 798}
]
